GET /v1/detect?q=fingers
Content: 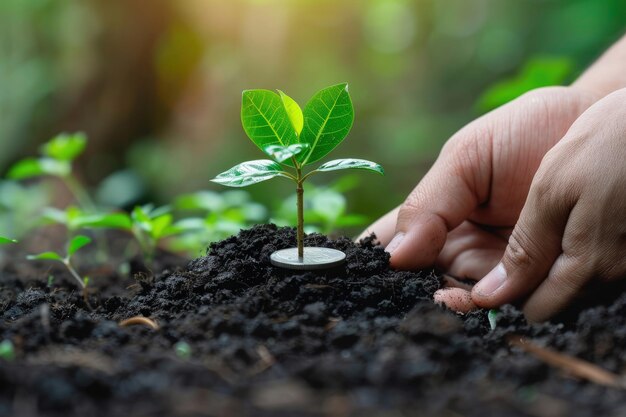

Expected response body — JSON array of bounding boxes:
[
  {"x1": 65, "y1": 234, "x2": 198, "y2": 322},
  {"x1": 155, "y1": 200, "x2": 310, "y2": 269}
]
[
  {"x1": 357, "y1": 206, "x2": 399, "y2": 245},
  {"x1": 388, "y1": 133, "x2": 491, "y2": 269},
  {"x1": 436, "y1": 221, "x2": 507, "y2": 280},
  {"x1": 471, "y1": 159, "x2": 576, "y2": 309},
  {"x1": 521, "y1": 253, "x2": 589, "y2": 322}
]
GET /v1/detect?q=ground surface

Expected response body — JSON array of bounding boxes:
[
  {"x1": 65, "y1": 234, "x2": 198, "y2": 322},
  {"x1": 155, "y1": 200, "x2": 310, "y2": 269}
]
[{"x1": 1, "y1": 224, "x2": 625, "y2": 417}]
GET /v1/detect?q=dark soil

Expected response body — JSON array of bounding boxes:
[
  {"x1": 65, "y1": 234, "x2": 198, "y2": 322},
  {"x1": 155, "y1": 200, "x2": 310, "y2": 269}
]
[{"x1": 1, "y1": 224, "x2": 625, "y2": 417}]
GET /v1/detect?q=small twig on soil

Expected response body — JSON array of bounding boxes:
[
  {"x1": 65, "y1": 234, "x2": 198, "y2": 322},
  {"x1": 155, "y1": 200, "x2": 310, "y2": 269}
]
[
  {"x1": 249, "y1": 345, "x2": 276, "y2": 376},
  {"x1": 118, "y1": 316, "x2": 160, "y2": 331},
  {"x1": 325, "y1": 317, "x2": 341, "y2": 331},
  {"x1": 507, "y1": 334, "x2": 625, "y2": 389}
]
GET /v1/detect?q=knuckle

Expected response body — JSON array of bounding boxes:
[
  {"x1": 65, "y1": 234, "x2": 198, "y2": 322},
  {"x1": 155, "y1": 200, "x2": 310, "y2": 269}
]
[{"x1": 504, "y1": 226, "x2": 538, "y2": 269}]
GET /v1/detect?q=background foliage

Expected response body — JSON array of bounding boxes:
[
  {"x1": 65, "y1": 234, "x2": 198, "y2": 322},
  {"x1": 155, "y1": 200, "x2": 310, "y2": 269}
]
[{"x1": 0, "y1": 0, "x2": 624, "y2": 237}]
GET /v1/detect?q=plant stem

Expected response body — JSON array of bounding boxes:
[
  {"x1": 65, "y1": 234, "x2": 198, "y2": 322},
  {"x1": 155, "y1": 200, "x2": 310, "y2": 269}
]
[
  {"x1": 64, "y1": 260, "x2": 85, "y2": 289},
  {"x1": 296, "y1": 181, "x2": 304, "y2": 259},
  {"x1": 63, "y1": 175, "x2": 97, "y2": 213},
  {"x1": 293, "y1": 157, "x2": 304, "y2": 260}
]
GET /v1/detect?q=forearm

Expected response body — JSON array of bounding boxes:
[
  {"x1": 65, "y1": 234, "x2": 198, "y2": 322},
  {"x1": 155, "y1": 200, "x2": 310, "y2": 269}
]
[{"x1": 573, "y1": 33, "x2": 626, "y2": 98}]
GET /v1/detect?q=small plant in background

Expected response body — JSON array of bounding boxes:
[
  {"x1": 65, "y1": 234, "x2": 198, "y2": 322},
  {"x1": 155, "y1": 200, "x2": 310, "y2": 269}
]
[
  {"x1": 0, "y1": 237, "x2": 17, "y2": 244},
  {"x1": 8, "y1": 133, "x2": 96, "y2": 212},
  {"x1": 488, "y1": 308, "x2": 499, "y2": 330},
  {"x1": 170, "y1": 190, "x2": 268, "y2": 256},
  {"x1": 27, "y1": 235, "x2": 92, "y2": 305},
  {"x1": 212, "y1": 83, "x2": 383, "y2": 262},
  {"x1": 0, "y1": 340, "x2": 15, "y2": 361},
  {"x1": 271, "y1": 176, "x2": 369, "y2": 235}
]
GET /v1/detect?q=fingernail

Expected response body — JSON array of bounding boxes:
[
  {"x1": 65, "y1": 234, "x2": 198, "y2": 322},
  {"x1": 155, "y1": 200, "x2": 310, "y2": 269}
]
[
  {"x1": 475, "y1": 263, "x2": 507, "y2": 296},
  {"x1": 386, "y1": 232, "x2": 405, "y2": 254}
]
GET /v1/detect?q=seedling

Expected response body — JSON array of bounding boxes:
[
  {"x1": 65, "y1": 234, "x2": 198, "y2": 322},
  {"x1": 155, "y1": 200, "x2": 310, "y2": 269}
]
[
  {"x1": 0, "y1": 237, "x2": 17, "y2": 244},
  {"x1": 8, "y1": 133, "x2": 96, "y2": 212},
  {"x1": 0, "y1": 340, "x2": 15, "y2": 361},
  {"x1": 27, "y1": 235, "x2": 92, "y2": 305},
  {"x1": 488, "y1": 308, "x2": 499, "y2": 330},
  {"x1": 211, "y1": 83, "x2": 383, "y2": 269}
]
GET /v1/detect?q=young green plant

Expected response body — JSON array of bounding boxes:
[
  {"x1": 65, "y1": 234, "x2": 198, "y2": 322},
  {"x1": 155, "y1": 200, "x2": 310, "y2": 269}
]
[
  {"x1": 211, "y1": 83, "x2": 383, "y2": 261},
  {"x1": 8, "y1": 133, "x2": 96, "y2": 212},
  {"x1": 27, "y1": 235, "x2": 92, "y2": 305}
]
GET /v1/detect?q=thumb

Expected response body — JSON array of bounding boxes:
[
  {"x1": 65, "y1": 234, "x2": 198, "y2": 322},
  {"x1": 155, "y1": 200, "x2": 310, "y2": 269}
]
[
  {"x1": 471, "y1": 167, "x2": 573, "y2": 308},
  {"x1": 388, "y1": 136, "x2": 488, "y2": 269}
]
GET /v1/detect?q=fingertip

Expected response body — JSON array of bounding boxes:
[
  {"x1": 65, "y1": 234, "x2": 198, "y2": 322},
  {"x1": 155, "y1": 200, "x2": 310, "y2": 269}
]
[{"x1": 389, "y1": 218, "x2": 448, "y2": 270}]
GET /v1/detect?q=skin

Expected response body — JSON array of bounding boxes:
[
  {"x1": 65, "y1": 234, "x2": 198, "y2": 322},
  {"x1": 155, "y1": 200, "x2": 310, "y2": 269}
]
[{"x1": 361, "y1": 35, "x2": 626, "y2": 321}]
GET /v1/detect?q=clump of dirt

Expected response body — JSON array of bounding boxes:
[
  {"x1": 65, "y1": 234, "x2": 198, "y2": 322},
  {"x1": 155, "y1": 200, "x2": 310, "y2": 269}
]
[{"x1": 1, "y1": 224, "x2": 625, "y2": 417}]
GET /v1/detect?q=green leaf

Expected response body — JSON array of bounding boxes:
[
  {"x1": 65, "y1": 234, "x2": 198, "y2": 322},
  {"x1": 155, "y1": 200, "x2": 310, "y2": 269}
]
[
  {"x1": 315, "y1": 159, "x2": 384, "y2": 175},
  {"x1": 67, "y1": 235, "x2": 92, "y2": 256},
  {"x1": 476, "y1": 57, "x2": 573, "y2": 113},
  {"x1": 241, "y1": 90, "x2": 299, "y2": 155},
  {"x1": 149, "y1": 214, "x2": 173, "y2": 239},
  {"x1": 27, "y1": 252, "x2": 64, "y2": 262},
  {"x1": 264, "y1": 143, "x2": 309, "y2": 163},
  {"x1": 300, "y1": 83, "x2": 354, "y2": 165},
  {"x1": 41, "y1": 133, "x2": 87, "y2": 161},
  {"x1": 211, "y1": 160, "x2": 289, "y2": 188},
  {"x1": 0, "y1": 237, "x2": 17, "y2": 244},
  {"x1": 175, "y1": 191, "x2": 223, "y2": 212},
  {"x1": 7, "y1": 158, "x2": 71, "y2": 179},
  {"x1": 278, "y1": 90, "x2": 304, "y2": 135},
  {"x1": 72, "y1": 212, "x2": 132, "y2": 230}
]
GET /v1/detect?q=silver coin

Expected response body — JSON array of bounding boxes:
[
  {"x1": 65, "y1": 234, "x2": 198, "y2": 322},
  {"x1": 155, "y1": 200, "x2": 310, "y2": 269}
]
[{"x1": 270, "y1": 247, "x2": 346, "y2": 270}]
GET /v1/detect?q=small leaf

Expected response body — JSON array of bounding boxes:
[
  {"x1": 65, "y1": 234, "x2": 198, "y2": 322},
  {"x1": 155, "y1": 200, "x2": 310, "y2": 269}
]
[
  {"x1": 131, "y1": 206, "x2": 152, "y2": 226},
  {"x1": 72, "y1": 212, "x2": 132, "y2": 230},
  {"x1": 241, "y1": 90, "x2": 299, "y2": 156},
  {"x1": 7, "y1": 158, "x2": 71, "y2": 179},
  {"x1": 41, "y1": 207, "x2": 69, "y2": 225},
  {"x1": 0, "y1": 237, "x2": 17, "y2": 244},
  {"x1": 27, "y1": 252, "x2": 64, "y2": 262},
  {"x1": 41, "y1": 133, "x2": 87, "y2": 161},
  {"x1": 149, "y1": 214, "x2": 173, "y2": 240},
  {"x1": 278, "y1": 90, "x2": 304, "y2": 135},
  {"x1": 211, "y1": 160, "x2": 289, "y2": 188},
  {"x1": 315, "y1": 159, "x2": 384, "y2": 175},
  {"x1": 264, "y1": 143, "x2": 309, "y2": 163},
  {"x1": 175, "y1": 191, "x2": 223, "y2": 212},
  {"x1": 67, "y1": 235, "x2": 92, "y2": 256},
  {"x1": 300, "y1": 83, "x2": 354, "y2": 165}
]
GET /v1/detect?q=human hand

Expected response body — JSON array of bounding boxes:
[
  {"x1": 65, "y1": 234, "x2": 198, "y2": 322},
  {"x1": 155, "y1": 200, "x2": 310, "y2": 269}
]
[
  {"x1": 467, "y1": 88, "x2": 626, "y2": 321},
  {"x1": 359, "y1": 86, "x2": 597, "y2": 308}
]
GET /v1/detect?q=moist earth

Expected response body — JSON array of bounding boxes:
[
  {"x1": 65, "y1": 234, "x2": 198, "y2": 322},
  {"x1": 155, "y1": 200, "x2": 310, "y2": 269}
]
[{"x1": 1, "y1": 224, "x2": 625, "y2": 417}]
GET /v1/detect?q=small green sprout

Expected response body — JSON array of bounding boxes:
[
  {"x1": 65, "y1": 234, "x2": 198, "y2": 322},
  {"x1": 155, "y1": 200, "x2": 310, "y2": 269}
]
[
  {"x1": 488, "y1": 308, "x2": 499, "y2": 330},
  {"x1": 7, "y1": 133, "x2": 96, "y2": 212},
  {"x1": 27, "y1": 235, "x2": 92, "y2": 291},
  {"x1": 129, "y1": 204, "x2": 177, "y2": 263},
  {"x1": 174, "y1": 341, "x2": 192, "y2": 360},
  {"x1": 0, "y1": 340, "x2": 15, "y2": 361},
  {"x1": 0, "y1": 237, "x2": 17, "y2": 244},
  {"x1": 211, "y1": 83, "x2": 383, "y2": 258}
]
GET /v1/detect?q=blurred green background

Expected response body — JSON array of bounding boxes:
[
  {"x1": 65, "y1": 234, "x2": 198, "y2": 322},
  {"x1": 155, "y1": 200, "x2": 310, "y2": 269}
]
[{"x1": 1, "y1": 0, "x2": 624, "y2": 234}]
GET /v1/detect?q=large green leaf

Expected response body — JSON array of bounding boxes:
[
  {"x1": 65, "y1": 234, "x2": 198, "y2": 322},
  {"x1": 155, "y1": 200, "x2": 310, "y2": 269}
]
[
  {"x1": 300, "y1": 83, "x2": 354, "y2": 165},
  {"x1": 278, "y1": 90, "x2": 304, "y2": 135},
  {"x1": 315, "y1": 159, "x2": 384, "y2": 175},
  {"x1": 211, "y1": 160, "x2": 288, "y2": 188},
  {"x1": 241, "y1": 90, "x2": 299, "y2": 155}
]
